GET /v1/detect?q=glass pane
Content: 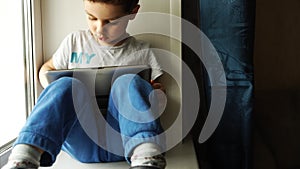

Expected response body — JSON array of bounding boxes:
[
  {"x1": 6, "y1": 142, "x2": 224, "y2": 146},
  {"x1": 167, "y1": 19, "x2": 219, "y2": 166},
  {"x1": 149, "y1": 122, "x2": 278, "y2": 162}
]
[{"x1": 0, "y1": 1, "x2": 26, "y2": 146}]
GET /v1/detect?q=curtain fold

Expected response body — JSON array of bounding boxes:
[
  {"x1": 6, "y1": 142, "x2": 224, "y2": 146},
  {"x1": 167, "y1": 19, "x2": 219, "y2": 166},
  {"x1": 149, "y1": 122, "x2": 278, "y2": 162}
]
[{"x1": 199, "y1": 0, "x2": 255, "y2": 168}]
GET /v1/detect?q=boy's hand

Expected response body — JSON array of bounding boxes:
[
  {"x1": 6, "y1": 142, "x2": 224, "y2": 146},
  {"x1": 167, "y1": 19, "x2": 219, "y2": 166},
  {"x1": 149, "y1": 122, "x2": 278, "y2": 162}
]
[
  {"x1": 39, "y1": 58, "x2": 56, "y2": 88},
  {"x1": 150, "y1": 80, "x2": 166, "y2": 93},
  {"x1": 150, "y1": 80, "x2": 167, "y2": 113}
]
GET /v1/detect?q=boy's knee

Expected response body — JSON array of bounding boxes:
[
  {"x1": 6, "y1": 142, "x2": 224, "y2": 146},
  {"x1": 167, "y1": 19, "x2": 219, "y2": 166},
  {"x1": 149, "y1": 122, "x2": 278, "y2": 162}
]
[
  {"x1": 115, "y1": 74, "x2": 138, "y2": 82},
  {"x1": 113, "y1": 74, "x2": 147, "y2": 89},
  {"x1": 47, "y1": 77, "x2": 87, "y2": 93},
  {"x1": 52, "y1": 77, "x2": 82, "y2": 87}
]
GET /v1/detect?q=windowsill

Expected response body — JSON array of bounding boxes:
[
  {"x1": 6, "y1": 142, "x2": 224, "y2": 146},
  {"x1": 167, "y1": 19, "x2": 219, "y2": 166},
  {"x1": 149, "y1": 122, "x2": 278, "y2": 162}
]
[
  {"x1": 0, "y1": 138, "x2": 199, "y2": 169},
  {"x1": 40, "y1": 137, "x2": 199, "y2": 169}
]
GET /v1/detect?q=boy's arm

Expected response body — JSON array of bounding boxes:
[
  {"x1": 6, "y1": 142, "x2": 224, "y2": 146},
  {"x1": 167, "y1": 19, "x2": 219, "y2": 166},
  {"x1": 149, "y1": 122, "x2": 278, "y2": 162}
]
[{"x1": 39, "y1": 58, "x2": 56, "y2": 88}]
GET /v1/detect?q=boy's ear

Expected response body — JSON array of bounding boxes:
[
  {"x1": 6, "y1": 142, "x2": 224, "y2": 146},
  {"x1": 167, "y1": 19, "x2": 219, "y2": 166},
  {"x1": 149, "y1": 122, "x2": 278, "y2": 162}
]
[{"x1": 129, "y1": 5, "x2": 140, "y2": 20}]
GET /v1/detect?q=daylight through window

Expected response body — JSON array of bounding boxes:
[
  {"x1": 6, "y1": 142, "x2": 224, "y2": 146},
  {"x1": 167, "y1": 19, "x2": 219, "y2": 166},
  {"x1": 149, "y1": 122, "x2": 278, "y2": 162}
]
[{"x1": 0, "y1": 1, "x2": 27, "y2": 148}]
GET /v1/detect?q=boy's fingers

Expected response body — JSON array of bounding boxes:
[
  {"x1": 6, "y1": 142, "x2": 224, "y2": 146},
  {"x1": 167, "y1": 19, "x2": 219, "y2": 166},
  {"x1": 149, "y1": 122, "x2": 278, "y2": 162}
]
[{"x1": 152, "y1": 83, "x2": 166, "y2": 93}]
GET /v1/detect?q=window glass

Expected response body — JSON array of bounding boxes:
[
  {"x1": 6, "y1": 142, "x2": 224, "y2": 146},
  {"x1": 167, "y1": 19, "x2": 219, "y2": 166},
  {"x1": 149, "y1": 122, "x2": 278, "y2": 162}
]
[{"x1": 0, "y1": 1, "x2": 26, "y2": 147}]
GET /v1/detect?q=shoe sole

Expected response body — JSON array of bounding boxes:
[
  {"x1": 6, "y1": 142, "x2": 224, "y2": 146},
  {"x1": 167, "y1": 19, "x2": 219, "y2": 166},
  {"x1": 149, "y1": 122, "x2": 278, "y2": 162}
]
[{"x1": 129, "y1": 166, "x2": 161, "y2": 169}]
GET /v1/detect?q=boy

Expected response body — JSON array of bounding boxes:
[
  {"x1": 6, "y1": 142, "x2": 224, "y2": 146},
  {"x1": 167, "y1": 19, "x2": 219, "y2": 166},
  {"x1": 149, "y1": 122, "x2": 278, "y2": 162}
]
[{"x1": 2, "y1": 0, "x2": 166, "y2": 169}]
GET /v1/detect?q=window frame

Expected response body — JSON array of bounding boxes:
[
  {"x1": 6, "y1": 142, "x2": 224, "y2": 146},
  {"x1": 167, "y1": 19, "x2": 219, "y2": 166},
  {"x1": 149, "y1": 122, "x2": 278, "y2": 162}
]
[
  {"x1": 0, "y1": 0, "x2": 43, "y2": 166},
  {"x1": 24, "y1": 0, "x2": 44, "y2": 107}
]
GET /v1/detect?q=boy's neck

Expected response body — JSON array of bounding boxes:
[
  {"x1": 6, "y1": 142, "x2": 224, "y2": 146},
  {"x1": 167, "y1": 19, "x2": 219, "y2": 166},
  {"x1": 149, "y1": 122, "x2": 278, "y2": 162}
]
[
  {"x1": 111, "y1": 33, "x2": 130, "y2": 46},
  {"x1": 97, "y1": 32, "x2": 130, "y2": 47}
]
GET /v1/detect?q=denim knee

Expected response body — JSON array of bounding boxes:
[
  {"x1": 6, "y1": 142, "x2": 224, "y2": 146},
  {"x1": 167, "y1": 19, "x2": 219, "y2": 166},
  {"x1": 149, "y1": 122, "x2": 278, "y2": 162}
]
[
  {"x1": 49, "y1": 77, "x2": 83, "y2": 90},
  {"x1": 44, "y1": 77, "x2": 89, "y2": 96}
]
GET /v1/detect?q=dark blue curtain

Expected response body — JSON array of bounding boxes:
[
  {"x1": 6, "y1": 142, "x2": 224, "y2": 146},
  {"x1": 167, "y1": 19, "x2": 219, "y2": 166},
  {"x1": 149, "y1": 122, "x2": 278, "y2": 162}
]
[{"x1": 200, "y1": 0, "x2": 255, "y2": 169}]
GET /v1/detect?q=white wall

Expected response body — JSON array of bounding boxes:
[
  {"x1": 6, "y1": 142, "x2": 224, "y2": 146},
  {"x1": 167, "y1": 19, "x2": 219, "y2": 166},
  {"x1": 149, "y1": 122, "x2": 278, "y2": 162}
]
[
  {"x1": 41, "y1": 0, "x2": 86, "y2": 60},
  {"x1": 41, "y1": 0, "x2": 182, "y2": 132}
]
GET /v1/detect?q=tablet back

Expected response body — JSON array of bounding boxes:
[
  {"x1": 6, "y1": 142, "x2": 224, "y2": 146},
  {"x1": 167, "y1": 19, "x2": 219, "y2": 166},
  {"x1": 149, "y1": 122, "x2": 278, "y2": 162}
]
[{"x1": 43, "y1": 65, "x2": 151, "y2": 97}]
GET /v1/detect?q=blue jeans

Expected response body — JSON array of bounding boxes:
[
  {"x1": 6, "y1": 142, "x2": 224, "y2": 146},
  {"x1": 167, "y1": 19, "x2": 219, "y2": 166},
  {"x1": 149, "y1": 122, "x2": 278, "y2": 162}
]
[{"x1": 14, "y1": 74, "x2": 164, "y2": 166}]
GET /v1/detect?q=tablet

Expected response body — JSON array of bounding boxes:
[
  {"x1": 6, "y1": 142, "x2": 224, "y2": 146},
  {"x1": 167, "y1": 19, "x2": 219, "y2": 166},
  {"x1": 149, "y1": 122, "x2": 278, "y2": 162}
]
[{"x1": 42, "y1": 65, "x2": 151, "y2": 97}]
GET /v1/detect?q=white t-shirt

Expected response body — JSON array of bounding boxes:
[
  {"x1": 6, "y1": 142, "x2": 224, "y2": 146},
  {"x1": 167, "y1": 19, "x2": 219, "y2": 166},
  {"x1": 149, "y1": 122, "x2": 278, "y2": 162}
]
[{"x1": 52, "y1": 29, "x2": 163, "y2": 80}]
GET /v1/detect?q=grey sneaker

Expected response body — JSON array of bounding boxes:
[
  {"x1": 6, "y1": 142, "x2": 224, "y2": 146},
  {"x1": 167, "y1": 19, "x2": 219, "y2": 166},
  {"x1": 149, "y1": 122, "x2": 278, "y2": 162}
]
[{"x1": 130, "y1": 154, "x2": 166, "y2": 169}]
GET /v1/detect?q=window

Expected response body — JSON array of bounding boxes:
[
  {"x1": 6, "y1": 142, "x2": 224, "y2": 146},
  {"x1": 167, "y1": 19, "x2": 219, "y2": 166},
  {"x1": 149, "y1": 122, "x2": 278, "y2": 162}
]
[{"x1": 0, "y1": 1, "x2": 28, "y2": 151}]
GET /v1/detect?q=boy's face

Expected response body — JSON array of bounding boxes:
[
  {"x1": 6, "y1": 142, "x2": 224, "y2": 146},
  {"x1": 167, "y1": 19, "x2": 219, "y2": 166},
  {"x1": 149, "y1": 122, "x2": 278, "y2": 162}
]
[{"x1": 84, "y1": 1, "x2": 139, "y2": 46}]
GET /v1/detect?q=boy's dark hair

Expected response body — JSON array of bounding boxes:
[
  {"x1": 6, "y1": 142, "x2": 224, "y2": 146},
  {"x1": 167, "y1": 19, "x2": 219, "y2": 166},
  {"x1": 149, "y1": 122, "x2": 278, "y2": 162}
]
[{"x1": 86, "y1": 0, "x2": 139, "y2": 12}]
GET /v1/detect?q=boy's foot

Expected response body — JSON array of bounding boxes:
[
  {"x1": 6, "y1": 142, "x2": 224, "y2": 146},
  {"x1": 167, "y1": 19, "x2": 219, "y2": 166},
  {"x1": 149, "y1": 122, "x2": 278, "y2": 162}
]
[
  {"x1": 1, "y1": 144, "x2": 41, "y2": 169},
  {"x1": 130, "y1": 143, "x2": 166, "y2": 169},
  {"x1": 130, "y1": 154, "x2": 166, "y2": 169},
  {"x1": 1, "y1": 159, "x2": 38, "y2": 169}
]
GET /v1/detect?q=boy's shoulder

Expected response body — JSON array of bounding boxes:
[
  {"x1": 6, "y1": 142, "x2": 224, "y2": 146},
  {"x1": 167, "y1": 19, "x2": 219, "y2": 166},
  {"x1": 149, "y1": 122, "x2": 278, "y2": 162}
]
[
  {"x1": 64, "y1": 29, "x2": 91, "y2": 40},
  {"x1": 127, "y1": 36, "x2": 151, "y2": 49}
]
